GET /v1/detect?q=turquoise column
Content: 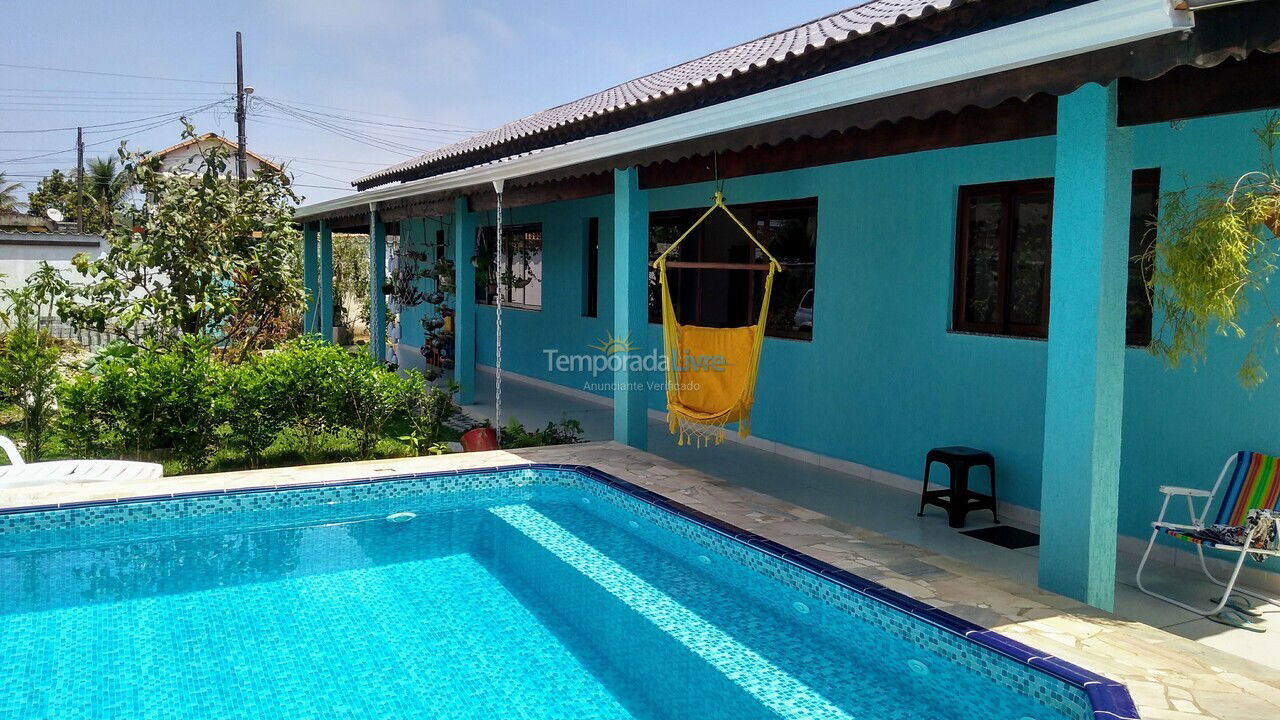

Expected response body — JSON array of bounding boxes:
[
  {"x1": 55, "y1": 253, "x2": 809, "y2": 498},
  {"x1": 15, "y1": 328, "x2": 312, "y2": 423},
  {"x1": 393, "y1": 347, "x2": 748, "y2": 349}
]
[
  {"x1": 368, "y1": 208, "x2": 388, "y2": 362},
  {"x1": 318, "y1": 220, "x2": 335, "y2": 342},
  {"x1": 452, "y1": 196, "x2": 477, "y2": 405},
  {"x1": 302, "y1": 222, "x2": 318, "y2": 334},
  {"x1": 1038, "y1": 82, "x2": 1132, "y2": 611},
  {"x1": 612, "y1": 167, "x2": 649, "y2": 449}
]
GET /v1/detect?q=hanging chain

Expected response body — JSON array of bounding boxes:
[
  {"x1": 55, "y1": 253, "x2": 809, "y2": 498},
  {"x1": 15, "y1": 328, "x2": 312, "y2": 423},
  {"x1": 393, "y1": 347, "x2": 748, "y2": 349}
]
[{"x1": 494, "y1": 187, "x2": 504, "y2": 441}]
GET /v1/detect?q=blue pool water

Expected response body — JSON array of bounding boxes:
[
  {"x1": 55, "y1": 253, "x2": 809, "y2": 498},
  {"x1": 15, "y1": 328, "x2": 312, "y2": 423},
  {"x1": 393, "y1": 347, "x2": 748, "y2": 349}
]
[{"x1": 0, "y1": 467, "x2": 1101, "y2": 720}]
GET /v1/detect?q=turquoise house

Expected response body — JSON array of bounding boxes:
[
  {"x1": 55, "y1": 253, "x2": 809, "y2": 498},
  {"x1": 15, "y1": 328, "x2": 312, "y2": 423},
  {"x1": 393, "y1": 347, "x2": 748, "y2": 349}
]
[{"x1": 294, "y1": 0, "x2": 1280, "y2": 611}]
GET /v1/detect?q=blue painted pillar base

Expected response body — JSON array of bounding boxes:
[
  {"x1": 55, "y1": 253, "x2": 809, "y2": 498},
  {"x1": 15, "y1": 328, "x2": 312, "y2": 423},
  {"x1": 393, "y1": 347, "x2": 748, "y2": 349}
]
[
  {"x1": 302, "y1": 223, "x2": 318, "y2": 335},
  {"x1": 318, "y1": 220, "x2": 335, "y2": 342},
  {"x1": 453, "y1": 196, "x2": 477, "y2": 405},
  {"x1": 613, "y1": 167, "x2": 649, "y2": 449},
  {"x1": 1038, "y1": 82, "x2": 1132, "y2": 611},
  {"x1": 369, "y1": 209, "x2": 387, "y2": 362}
]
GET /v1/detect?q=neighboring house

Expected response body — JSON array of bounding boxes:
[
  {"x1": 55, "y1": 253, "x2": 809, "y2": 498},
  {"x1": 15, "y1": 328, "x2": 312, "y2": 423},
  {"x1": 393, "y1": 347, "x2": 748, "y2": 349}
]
[
  {"x1": 152, "y1": 133, "x2": 282, "y2": 176},
  {"x1": 293, "y1": 1, "x2": 1280, "y2": 610}
]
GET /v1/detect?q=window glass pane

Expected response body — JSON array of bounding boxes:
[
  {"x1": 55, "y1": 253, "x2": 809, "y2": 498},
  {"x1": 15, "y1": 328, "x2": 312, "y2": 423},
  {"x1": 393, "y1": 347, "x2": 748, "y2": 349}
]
[
  {"x1": 963, "y1": 194, "x2": 1003, "y2": 325},
  {"x1": 474, "y1": 224, "x2": 542, "y2": 309},
  {"x1": 1127, "y1": 170, "x2": 1159, "y2": 344},
  {"x1": 649, "y1": 214, "x2": 690, "y2": 324},
  {"x1": 1007, "y1": 190, "x2": 1051, "y2": 326},
  {"x1": 756, "y1": 208, "x2": 816, "y2": 340}
]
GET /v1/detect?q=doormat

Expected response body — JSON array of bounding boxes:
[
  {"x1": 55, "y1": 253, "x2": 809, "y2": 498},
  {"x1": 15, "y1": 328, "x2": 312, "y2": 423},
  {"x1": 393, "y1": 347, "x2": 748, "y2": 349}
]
[{"x1": 961, "y1": 525, "x2": 1040, "y2": 550}]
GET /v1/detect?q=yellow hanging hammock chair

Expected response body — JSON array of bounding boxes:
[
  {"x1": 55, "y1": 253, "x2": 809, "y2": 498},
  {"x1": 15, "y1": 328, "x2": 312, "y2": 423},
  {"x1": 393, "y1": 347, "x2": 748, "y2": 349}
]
[{"x1": 653, "y1": 191, "x2": 782, "y2": 447}]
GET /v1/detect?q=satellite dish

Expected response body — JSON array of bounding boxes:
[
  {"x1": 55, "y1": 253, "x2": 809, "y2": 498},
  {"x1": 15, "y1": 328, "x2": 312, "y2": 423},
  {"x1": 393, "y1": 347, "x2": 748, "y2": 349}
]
[{"x1": 46, "y1": 208, "x2": 64, "y2": 223}]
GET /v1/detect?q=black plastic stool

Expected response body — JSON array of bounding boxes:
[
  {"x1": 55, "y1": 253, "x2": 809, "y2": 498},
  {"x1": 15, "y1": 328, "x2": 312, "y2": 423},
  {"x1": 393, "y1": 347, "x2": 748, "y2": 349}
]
[{"x1": 917, "y1": 446, "x2": 998, "y2": 528}]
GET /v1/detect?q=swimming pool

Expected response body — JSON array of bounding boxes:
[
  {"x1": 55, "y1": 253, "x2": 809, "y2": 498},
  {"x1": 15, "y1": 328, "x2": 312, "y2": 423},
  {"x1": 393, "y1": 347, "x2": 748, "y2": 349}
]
[{"x1": 0, "y1": 464, "x2": 1135, "y2": 720}]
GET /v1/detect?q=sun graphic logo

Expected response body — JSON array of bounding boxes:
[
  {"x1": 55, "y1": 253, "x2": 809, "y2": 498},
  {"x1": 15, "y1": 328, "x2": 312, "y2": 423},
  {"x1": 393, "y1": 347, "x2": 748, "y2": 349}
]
[{"x1": 588, "y1": 331, "x2": 639, "y2": 356}]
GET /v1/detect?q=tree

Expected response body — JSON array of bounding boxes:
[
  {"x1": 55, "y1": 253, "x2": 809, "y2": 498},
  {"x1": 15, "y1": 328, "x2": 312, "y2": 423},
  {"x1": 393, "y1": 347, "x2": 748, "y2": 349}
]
[
  {"x1": 86, "y1": 157, "x2": 131, "y2": 230},
  {"x1": 59, "y1": 122, "x2": 306, "y2": 356},
  {"x1": 25, "y1": 169, "x2": 75, "y2": 218},
  {"x1": 0, "y1": 172, "x2": 23, "y2": 212}
]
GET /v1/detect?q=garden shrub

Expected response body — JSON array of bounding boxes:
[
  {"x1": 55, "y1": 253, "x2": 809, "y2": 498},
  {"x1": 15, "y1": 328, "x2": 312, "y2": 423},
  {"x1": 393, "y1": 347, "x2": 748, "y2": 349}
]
[
  {"x1": 331, "y1": 350, "x2": 418, "y2": 458},
  {"x1": 56, "y1": 334, "x2": 437, "y2": 472},
  {"x1": 57, "y1": 337, "x2": 229, "y2": 471},
  {"x1": 260, "y1": 337, "x2": 349, "y2": 458},
  {"x1": 400, "y1": 379, "x2": 459, "y2": 454}
]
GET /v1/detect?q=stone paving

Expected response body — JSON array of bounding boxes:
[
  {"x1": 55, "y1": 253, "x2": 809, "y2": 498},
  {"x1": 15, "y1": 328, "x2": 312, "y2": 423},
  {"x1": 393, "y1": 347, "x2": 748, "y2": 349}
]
[{"x1": 3, "y1": 441, "x2": 1277, "y2": 720}]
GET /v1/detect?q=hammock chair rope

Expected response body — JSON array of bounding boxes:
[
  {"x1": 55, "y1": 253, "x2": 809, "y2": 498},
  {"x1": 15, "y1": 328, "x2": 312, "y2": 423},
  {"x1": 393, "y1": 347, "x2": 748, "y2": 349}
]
[{"x1": 653, "y1": 191, "x2": 781, "y2": 447}]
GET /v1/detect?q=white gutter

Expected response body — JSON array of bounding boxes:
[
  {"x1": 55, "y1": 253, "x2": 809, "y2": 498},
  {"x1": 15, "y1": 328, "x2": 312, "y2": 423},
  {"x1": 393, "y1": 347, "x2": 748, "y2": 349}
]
[{"x1": 296, "y1": 0, "x2": 1191, "y2": 220}]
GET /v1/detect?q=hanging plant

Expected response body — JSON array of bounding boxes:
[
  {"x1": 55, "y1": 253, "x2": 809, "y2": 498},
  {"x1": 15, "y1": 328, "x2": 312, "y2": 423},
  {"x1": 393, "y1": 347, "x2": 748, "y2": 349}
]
[
  {"x1": 435, "y1": 257, "x2": 456, "y2": 293},
  {"x1": 1151, "y1": 114, "x2": 1280, "y2": 387}
]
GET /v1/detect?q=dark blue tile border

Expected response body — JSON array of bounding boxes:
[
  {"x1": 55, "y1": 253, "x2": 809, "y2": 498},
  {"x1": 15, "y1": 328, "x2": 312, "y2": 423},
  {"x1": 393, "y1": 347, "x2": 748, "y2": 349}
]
[{"x1": 0, "y1": 461, "x2": 1138, "y2": 719}]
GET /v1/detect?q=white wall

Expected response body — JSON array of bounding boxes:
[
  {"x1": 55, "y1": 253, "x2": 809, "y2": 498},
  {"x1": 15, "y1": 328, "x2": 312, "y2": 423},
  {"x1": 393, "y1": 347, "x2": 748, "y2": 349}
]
[{"x1": 0, "y1": 233, "x2": 105, "y2": 292}]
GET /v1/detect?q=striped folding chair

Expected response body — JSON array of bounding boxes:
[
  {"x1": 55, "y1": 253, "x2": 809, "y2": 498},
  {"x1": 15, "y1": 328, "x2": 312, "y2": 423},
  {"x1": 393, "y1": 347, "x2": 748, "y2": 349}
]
[{"x1": 1136, "y1": 451, "x2": 1280, "y2": 629}]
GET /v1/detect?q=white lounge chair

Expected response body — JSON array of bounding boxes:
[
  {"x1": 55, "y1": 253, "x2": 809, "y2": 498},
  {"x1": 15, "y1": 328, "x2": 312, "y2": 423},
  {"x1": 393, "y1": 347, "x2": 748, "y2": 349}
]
[
  {"x1": 1136, "y1": 451, "x2": 1280, "y2": 631},
  {"x1": 0, "y1": 435, "x2": 163, "y2": 488}
]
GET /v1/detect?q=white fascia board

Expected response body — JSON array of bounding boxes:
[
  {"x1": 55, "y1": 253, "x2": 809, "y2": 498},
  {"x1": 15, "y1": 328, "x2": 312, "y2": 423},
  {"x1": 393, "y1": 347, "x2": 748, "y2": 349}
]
[{"x1": 296, "y1": 0, "x2": 1191, "y2": 220}]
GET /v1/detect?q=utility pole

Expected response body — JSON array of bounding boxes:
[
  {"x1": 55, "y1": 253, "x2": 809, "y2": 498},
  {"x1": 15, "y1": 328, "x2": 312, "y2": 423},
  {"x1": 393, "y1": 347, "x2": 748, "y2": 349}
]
[
  {"x1": 75, "y1": 126, "x2": 84, "y2": 233},
  {"x1": 235, "y1": 31, "x2": 247, "y2": 181}
]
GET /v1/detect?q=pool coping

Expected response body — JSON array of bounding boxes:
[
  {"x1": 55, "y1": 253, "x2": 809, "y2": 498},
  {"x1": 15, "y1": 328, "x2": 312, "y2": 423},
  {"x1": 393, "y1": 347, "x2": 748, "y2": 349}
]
[{"x1": 0, "y1": 460, "x2": 1137, "y2": 720}]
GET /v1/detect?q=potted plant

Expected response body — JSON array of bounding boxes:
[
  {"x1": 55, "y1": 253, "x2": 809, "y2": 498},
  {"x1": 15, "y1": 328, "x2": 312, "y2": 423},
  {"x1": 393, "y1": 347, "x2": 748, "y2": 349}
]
[
  {"x1": 1151, "y1": 114, "x2": 1280, "y2": 387},
  {"x1": 460, "y1": 420, "x2": 499, "y2": 452}
]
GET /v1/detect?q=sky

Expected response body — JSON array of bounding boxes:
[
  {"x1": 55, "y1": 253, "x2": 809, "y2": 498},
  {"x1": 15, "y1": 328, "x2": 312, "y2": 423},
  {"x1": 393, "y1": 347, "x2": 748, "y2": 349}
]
[{"x1": 2, "y1": 0, "x2": 841, "y2": 208}]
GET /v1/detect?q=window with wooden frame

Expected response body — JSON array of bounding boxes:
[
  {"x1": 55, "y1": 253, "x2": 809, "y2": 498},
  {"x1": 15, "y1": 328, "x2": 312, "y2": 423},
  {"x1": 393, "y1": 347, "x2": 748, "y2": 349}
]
[
  {"x1": 474, "y1": 223, "x2": 542, "y2": 309},
  {"x1": 648, "y1": 198, "x2": 817, "y2": 341},
  {"x1": 954, "y1": 179, "x2": 1053, "y2": 337},
  {"x1": 953, "y1": 172, "x2": 1159, "y2": 341}
]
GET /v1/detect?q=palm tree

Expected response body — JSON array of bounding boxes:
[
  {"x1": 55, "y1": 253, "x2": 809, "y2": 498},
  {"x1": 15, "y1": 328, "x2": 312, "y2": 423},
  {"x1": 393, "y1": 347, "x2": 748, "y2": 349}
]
[
  {"x1": 86, "y1": 157, "x2": 131, "y2": 230},
  {"x1": 0, "y1": 172, "x2": 23, "y2": 212}
]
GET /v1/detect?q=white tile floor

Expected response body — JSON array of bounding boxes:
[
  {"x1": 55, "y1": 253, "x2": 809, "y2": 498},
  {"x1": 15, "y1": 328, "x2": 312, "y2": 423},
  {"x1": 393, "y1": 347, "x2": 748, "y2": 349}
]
[{"x1": 458, "y1": 367, "x2": 1280, "y2": 670}]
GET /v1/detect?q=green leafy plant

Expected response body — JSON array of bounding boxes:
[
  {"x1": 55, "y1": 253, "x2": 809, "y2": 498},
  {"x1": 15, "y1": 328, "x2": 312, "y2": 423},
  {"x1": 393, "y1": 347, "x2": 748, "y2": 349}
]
[
  {"x1": 399, "y1": 379, "x2": 459, "y2": 455},
  {"x1": 261, "y1": 337, "x2": 347, "y2": 458},
  {"x1": 499, "y1": 416, "x2": 584, "y2": 448},
  {"x1": 56, "y1": 336, "x2": 230, "y2": 470},
  {"x1": 58, "y1": 122, "x2": 304, "y2": 358},
  {"x1": 332, "y1": 352, "x2": 418, "y2": 458},
  {"x1": 1151, "y1": 115, "x2": 1280, "y2": 387},
  {"x1": 0, "y1": 286, "x2": 62, "y2": 460},
  {"x1": 224, "y1": 354, "x2": 293, "y2": 467},
  {"x1": 332, "y1": 232, "x2": 371, "y2": 331}
]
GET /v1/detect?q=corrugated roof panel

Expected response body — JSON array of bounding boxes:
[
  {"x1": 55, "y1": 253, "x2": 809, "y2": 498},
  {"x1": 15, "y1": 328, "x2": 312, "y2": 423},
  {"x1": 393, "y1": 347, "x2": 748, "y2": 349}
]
[{"x1": 356, "y1": 0, "x2": 967, "y2": 187}]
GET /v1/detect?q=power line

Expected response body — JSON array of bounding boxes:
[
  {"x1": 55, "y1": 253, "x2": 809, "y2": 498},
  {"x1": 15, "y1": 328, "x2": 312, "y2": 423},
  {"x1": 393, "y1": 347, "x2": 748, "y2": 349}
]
[
  {"x1": 255, "y1": 96, "x2": 473, "y2": 135},
  {"x1": 0, "y1": 62, "x2": 232, "y2": 85},
  {"x1": 253, "y1": 98, "x2": 427, "y2": 155},
  {"x1": 0, "y1": 87, "x2": 229, "y2": 96},
  {"x1": 0, "y1": 106, "x2": 225, "y2": 164},
  {"x1": 253, "y1": 94, "x2": 479, "y2": 131},
  {"x1": 0, "y1": 97, "x2": 232, "y2": 134}
]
